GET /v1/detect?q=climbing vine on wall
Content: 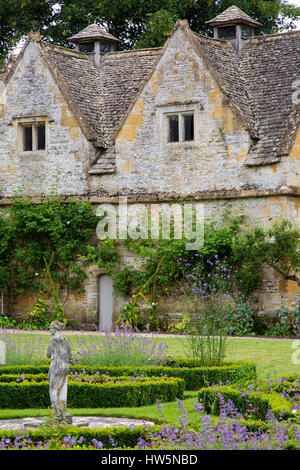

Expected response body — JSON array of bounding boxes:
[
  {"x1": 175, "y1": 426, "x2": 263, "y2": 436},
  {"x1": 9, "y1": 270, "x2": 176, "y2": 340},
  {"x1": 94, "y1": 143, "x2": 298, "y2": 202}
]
[
  {"x1": 1, "y1": 194, "x2": 298, "y2": 327},
  {"x1": 0, "y1": 195, "x2": 101, "y2": 297}
]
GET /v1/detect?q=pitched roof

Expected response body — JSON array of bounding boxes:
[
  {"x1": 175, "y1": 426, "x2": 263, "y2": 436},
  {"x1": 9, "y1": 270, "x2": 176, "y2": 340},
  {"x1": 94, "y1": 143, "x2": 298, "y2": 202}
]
[
  {"x1": 41, "y1": 24, "x2": 300, "y2": 170},
  {"x1": 190, "y1": 31, "x2": 259, "y2": 139},
  {"x1": 68, "y1": 23, "x2": 121, "y2": 43},
  {"x1": 205, "y1": 5, "x2": 262, "y2": 27},
  {"x1": 3, "y1": 19, "x2": 299, "y2": 172},
  {"x1": 38, "y1": 41, "x2": 108, "y2": 147},
  {"x1": 240, "y1": 31, "x2": 300, "y2": 165},
  {"x1": 89, "y1": 48, "x2": 162, "y2": 173}
]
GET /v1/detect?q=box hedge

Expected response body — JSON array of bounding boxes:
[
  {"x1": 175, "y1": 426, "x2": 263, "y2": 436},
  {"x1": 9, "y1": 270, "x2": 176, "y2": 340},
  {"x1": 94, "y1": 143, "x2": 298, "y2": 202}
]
[
  {"x1": 0, "y1": 361, "x2": 256, "y2": 390},
  {"x1": 0, "y1": 424, "x2": 160, "y2": 449},
  {"x1": 0, "y1": 375, "x2": 184, "y2": 409},
  {"x1": 198, "y1": 384, "x2": 292, "y2": 420}
]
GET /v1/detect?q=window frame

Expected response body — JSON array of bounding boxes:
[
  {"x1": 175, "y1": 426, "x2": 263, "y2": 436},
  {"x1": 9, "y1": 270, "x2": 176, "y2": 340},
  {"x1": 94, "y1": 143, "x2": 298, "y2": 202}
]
[
  {"x1": 158, "y1": 102, "x2": 200, "y2": 148},
  {"x1": 166, "y1": 112, "x2": 195, "y2": 143},
  {"x1": 15, "y1": 116, "x2": 48, "y2": 154}
]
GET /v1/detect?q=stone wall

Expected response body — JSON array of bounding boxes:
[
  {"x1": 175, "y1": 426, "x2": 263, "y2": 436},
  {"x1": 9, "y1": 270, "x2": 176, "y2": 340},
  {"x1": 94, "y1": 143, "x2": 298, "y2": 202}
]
[
  {"x1": 0, "y1": 40, "x2": 92, "y2": 198},
  {"x1": 0, "y1": 28, "x2": 300, "y2": 329}
]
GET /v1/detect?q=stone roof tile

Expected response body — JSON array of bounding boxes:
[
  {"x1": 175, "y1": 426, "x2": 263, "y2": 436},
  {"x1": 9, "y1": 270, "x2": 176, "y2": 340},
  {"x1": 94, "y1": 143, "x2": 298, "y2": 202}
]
[
  {"x1": 31, "y1": 24, "x2": 300, "y2": 172},
  {"x1": 206, "y1": 5, "x2": 262, "y2": 27},
  {"x1": 68, "y1": 24, "x2": 121, "y2": 43}
]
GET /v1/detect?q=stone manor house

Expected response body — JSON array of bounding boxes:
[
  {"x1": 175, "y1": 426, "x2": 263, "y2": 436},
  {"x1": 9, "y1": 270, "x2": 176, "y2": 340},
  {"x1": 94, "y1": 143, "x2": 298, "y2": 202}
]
[{"x1": 0, "y1": 5, "x2": 300, "y2": 330}]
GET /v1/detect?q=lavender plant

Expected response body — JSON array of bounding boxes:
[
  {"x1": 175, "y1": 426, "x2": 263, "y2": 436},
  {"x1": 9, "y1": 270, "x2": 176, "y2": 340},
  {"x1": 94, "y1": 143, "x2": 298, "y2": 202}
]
[
  {"x1": 176, "y1": 255, "x2": 244, "y2": 366},
  {"x1": 71, "y1": 324, "x2": 168, "y2": 367},
  {"x1": 137, "y1": 398, "x2": 296, "y2": 450},
  {"x1": 0, "y1": 329, "x2": 46, "y2": 365}
]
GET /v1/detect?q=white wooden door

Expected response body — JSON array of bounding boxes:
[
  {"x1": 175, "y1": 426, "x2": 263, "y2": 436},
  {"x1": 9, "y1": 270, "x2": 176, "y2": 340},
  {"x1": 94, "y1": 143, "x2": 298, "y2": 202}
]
[{"x1": 99, "y1": 274, "x2": 113, "y2": 331}]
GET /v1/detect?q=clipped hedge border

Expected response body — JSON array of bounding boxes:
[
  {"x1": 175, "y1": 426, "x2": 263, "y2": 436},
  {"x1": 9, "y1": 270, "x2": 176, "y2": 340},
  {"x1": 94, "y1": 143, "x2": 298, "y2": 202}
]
[
  {"x1": 0, "y1": 375, "x2": 184, "y2": 409},
  {"x1": 0, "y1": 418, "x2": 299, "y2": 451},
  {"x1": 198, "y1": 384, "x2": 293, "y2": 420},
  {"x1": 0, "y1": 361, "x2": 256, "y2": 391},
  {"x1": 0, "y1": 424, "x2": 160, "y2": 449}
]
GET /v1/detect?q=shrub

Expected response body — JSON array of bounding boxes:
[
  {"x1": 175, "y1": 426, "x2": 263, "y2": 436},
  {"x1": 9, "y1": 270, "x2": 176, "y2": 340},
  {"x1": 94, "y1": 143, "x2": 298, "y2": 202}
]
[
  {"x1": 0, "y1": 424, "x2": 161, "y2": 449},
  {"x1": 0, "y1": 375, "x2": 184, "y2": 409},
  {"x1": 265, "y1": 304, "x2": 299, "y2": 337},
  {"x1": 226, "y1": 302, "x2": 255, "y2": 337},
  {"x1": 64, "y1": 325, "x2": 169, "y2": 367},
  {"x1": 198, "y1": 385, "x2": 292, "y2": 420},
  {"x1": 0, "y1": 361, "x2": 256, "y2": 391},
  {"x1": 0, "y1": 316, "x2": 17, "y2": 328},
  {"x1": 137, "y1": 399, "x2": 298, "y2": 450}
]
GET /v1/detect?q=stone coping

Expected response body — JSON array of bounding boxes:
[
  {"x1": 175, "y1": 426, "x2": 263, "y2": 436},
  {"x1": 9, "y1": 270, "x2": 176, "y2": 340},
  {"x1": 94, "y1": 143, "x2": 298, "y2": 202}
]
[{"x1": 0, "y1": 416, "x2": 154, "y2": 431}]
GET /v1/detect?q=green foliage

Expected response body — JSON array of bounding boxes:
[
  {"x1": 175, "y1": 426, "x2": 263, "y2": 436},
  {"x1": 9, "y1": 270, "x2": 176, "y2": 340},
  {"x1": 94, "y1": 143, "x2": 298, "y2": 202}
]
[
  {"x1": 18, "y1": 291, "x2": 67, "y2": 331},
  {"x1": 198, "y1": 384, "x2": 292, "y2": 420},
  {"x1": 232, "y1": 218, "x2": 300, "y2": 295},
  {"x1": 264, "y1": 304, "x2": 299, "y2": 337},
  {"x1": 0, "y1": 196, "x2": 101, "y2": 296},
  {"x1": 117, "y1": 300, "x2": 142, "y2": 328},
  {"x1": 2, "y1": 0, "x2": 299, "y2": 65},
  {"x1": 226, "y1": 302, "x2": 255, "y2": 337},
  {"x1": 0, "y1": 424, "x2": 161, "y2": 450},
  {"x1": 181, "y1": 295, "x2": 229, "y2": 366},
  {"x1": 111, "y1": 204, "x2": 247, "y2": 306},
  {"x1": 135, "y1": 9, "x2": 177, "y2": 49},
  {"x1": 0, "y1": 361, "x2": 257, "y2": 391},
  {"x1": 0, "y1": 315, "x2": 17, "y2": 328},
  {"x1": 0, "y1": 375, "x2": 184, "y2": 409}
]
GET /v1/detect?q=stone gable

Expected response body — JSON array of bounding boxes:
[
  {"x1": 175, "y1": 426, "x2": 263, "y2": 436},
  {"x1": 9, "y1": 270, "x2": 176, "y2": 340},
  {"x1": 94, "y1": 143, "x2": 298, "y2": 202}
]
[{"x1": 0, "y1": 39, "x2": 93, "y2": 197}]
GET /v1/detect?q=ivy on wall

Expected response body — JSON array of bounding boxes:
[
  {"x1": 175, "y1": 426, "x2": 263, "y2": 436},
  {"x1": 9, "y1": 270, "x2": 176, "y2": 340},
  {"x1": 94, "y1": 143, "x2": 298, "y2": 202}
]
[
  {"x1": 0, "y1": 196, "x2": 101, "y2": 297},
  {"x1": 1, "y1": 195, "x2": 298, "y2": 327}
]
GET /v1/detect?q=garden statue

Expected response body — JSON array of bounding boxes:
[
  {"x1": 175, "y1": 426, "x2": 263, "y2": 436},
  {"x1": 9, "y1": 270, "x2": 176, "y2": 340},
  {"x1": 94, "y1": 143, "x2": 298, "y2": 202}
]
[{"x1": 47, "y1": 320, "x2": 72, "y2": 424}]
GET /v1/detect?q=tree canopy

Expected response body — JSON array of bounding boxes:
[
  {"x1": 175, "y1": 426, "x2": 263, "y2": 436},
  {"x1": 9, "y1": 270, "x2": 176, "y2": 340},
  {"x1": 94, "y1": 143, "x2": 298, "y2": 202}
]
[{"x1": 0, "y1": 0, "x2": 299, "y2": 66}]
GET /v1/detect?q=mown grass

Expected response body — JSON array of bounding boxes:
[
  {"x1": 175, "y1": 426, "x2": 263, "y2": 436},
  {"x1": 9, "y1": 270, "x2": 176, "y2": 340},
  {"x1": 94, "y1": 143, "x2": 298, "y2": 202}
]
[
  {"x1": 0, "y1": 393, "x2": 200, "y2": 426},
  {"x1": 0, "y1": 331, "x2": 298, "y2": 426}
]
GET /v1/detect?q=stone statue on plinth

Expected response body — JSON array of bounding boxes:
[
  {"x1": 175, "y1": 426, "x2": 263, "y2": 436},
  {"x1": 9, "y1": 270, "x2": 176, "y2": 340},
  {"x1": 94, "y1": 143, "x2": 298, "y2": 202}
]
[{"x1": 47, "y1": 320, "x2": 72, "y2": 424}]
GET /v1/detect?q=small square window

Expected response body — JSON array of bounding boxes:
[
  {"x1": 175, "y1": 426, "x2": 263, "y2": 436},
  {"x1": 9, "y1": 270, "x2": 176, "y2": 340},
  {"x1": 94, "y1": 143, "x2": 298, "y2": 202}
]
[
  {"x1": 19, "y1": 121, "x2": 46, "y2": 152},
  {"x1": 166, "y1": 111, "x2": 194, "y2": 144}
]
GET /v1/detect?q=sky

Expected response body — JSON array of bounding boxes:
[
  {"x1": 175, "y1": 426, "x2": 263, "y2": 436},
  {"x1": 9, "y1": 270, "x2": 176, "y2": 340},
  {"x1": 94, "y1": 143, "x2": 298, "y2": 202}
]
[{"x1": 287, "y1": 0, "x2": 300, "y2": 28}]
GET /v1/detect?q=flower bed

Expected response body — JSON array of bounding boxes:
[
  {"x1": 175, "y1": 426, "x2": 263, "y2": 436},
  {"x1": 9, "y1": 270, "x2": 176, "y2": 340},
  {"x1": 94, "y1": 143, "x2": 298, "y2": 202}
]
[
  {"x1": 0, "y1": 373, "x2": 184, "y2": 409},
  {"x1": 0, "y1": 360, "x2": 256, "y2": 391},
  {"x1": 197, "y1": 378, "x2": 297, "y2": 420},
  {"x1": 0, "y1": 424, "x2": 160, "y2": 450}
]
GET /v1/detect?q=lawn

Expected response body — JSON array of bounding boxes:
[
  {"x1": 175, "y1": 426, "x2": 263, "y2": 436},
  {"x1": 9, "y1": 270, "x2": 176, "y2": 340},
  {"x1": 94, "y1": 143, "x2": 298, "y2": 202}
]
[
  {"x1": 2, "y1": 331, "x2": 298, "y2": 381},
  {"x1": 146, "y1": 335, "x2": 299, "y2": 381},
  {"x1": 0, "y1": 331, "x2": 299, "y2": 427}
]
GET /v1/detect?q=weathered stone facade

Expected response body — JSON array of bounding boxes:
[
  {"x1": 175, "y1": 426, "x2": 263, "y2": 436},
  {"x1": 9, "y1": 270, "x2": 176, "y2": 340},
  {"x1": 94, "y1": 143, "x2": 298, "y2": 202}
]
[{"x1": 0, "y1": 7, "x2": 300, "y2": 329}]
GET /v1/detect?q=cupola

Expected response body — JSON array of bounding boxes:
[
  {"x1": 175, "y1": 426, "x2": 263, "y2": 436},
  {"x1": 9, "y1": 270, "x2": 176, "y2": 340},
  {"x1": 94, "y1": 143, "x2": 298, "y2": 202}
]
[
  {"x1": 205, "y1": 5, "x2": 262, "y2": 53},
  {"x1": 68, "y1": 24, "x2": 121, "y2": 64}
]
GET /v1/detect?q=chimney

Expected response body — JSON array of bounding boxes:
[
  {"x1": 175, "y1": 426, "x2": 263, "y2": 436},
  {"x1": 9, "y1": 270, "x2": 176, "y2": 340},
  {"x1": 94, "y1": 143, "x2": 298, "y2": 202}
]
[
  {"x1": 68, "y1": 24, "x2": 121, "y2": 65},
  {"x1": 205, "y1": 5, "x2": 262, "y2": 53}
]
